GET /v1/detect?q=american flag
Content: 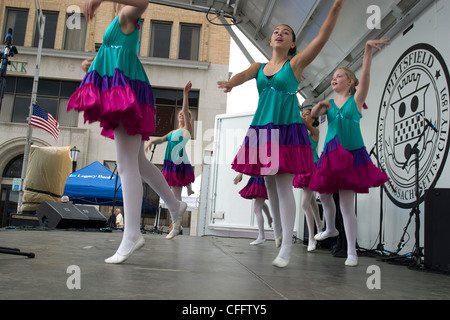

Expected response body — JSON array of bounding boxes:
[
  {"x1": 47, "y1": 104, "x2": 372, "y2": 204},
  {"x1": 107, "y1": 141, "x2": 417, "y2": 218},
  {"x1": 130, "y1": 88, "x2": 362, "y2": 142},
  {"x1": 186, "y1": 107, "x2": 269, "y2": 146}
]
[{"x1": 31, "y1": 104, "x2": 60, "y2": 141}]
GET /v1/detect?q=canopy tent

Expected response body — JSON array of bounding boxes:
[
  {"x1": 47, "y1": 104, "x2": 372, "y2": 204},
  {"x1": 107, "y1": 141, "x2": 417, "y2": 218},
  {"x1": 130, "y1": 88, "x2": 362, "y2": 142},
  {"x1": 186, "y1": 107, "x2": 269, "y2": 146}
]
[{"x1": 63, "y1": 161, "x2": 123, "y2": 206}]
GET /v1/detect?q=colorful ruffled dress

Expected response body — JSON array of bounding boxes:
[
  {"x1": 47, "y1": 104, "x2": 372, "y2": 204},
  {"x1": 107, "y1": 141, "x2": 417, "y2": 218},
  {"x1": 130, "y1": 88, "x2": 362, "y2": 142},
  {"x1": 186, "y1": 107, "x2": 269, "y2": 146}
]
[
  {"x1": 239, "y1": 176, "x2": 268, "y2": 200},
  {"x1": 162, "y1": 129, "x2": 195, "y2": 187},
  {"x1": 67, "y1": 16, "x2": 155, "y2": 141},
  {"x1": 293, "y1": 134, "x2": 319, "y2": 188},
  {"x1": 232, "y1": 62, "x2": 314, "y2": 176},
  {"x1": 308, "y1": 96, "x2": 389, "y2": 194}
]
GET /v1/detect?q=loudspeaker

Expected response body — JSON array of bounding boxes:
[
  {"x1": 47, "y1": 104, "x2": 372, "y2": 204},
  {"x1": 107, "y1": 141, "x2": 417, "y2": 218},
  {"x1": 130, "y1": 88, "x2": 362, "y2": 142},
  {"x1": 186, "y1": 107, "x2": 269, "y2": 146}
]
[
  {"x1": 36, "y1": 202, "x2": 106, "y2": 229},
  {"x1": 76, "y1": 205, "x2": 107, "y2": 228},
  {"x1": 425, "y1": 188, "x2": 450, "y2": 273}
]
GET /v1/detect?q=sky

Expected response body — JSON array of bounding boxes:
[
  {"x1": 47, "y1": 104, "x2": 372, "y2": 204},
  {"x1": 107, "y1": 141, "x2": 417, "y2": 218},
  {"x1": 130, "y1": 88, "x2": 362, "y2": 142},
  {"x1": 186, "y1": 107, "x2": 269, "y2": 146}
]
[{"x1": 225, "y1": 26, "x2": 267, "y2": 115}]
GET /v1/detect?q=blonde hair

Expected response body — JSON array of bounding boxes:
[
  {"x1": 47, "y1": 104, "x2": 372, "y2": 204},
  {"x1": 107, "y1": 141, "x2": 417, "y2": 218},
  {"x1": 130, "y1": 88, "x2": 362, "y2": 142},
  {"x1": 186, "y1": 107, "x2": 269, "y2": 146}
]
[{"x1": 338, "y1": 67, "x2": 358, "y2": 95}]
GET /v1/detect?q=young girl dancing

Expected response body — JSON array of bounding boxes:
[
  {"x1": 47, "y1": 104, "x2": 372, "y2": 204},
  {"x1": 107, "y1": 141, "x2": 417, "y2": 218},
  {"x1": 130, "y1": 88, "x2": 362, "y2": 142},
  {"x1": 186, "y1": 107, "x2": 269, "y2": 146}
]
[
  {"x1": 145, "y1": 81, "x2": 195, "y2": 239},
  {"x1": 234, "y1": 173, "x2": 272, "y2": 245},
  {"x1": 309, "y1": 38, "x2": 391, "y2": 266},
  {"x1": 293, "y1": 107, "x2": 323, "y2": 252},
  {"x1": 218, "y1": 0, "x2": 346, "y2": 267},
  {"x1": 68, "y1": 0, "x2": 187, "y2": 264}
]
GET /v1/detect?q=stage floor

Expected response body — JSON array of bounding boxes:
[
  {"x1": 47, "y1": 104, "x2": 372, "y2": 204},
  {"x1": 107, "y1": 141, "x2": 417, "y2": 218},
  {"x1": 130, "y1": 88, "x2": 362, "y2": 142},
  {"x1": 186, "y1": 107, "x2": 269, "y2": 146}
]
[{"x1": 1, "y1": 228, "x2": 449, "y2": 301}]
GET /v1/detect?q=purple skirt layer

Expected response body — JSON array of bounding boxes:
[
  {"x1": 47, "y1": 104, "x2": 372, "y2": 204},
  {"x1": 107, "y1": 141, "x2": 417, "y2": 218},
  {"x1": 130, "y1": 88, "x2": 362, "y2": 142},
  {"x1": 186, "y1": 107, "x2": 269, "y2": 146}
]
[
  {"x1": 232, "y1": 123, "x2": 314, "y2": 176},
  {"x1": 163, "y1": 160, "x2": 195, "y2": 187},
  {"x1": 67, "y1": 69, "x2": 156, "y2": 140},
  {"x1": 309, "y1": 135, "x2": 389, "y2": 194},
  {"x1": 239, "y1": 176, "x2": 268, "y2": 200}
]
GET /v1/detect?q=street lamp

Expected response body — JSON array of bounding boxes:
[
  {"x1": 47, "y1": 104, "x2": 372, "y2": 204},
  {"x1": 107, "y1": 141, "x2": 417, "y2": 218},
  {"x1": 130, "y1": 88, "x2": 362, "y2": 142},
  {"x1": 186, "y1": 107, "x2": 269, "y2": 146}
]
[{"x1": 70, "y1": 146, "x2": 80, "y2": 172}]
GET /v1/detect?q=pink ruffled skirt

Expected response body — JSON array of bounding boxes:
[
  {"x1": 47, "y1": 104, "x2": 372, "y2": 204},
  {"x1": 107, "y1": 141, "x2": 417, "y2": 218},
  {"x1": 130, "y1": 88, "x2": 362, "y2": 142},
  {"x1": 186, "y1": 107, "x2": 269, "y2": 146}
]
[
  {"x1": 309, "y1": 136, "x2": 389, "y2": 194},
  {"x1": 239, "y1": 176, "x2": 268, "y2": 199},
  {"x1": 67, "y1": 69, "x2": 156, "y2": 140}
]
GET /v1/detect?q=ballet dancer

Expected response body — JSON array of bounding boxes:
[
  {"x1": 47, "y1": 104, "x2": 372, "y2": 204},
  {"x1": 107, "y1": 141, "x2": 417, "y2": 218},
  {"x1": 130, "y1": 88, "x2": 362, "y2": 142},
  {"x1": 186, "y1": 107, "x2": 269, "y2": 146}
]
[
  {"x1": 218, "y1": 0, "x2": 346, "y2": 267},
  {"x1": 68, "y1": 0, "x2": 187, "y2": 264},
  {"x1": 309, "y1": 38, "x2": 391, "y2": 266}
]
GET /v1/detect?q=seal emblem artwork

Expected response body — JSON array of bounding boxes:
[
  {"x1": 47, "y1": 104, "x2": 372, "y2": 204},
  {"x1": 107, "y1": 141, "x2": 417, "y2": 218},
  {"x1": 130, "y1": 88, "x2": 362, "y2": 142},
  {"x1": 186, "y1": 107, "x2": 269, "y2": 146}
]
[{"x1": 377, "y1": 43, "x2": 450, "y2": 208}]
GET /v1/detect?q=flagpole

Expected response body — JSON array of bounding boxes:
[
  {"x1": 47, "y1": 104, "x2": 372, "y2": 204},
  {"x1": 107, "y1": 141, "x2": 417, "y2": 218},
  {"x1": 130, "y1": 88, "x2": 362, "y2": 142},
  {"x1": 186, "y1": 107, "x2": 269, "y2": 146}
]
[{"x1": 17, "y1": 0, "x2": 45, "y2": 213}]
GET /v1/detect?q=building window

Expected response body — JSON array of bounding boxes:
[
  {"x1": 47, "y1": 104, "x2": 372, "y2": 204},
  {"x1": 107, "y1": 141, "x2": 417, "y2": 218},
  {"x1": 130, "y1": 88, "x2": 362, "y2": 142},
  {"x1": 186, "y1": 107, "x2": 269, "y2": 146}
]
[
  {"x1": 33, "y1": 11, "x2": 59, "y2": 49},
  {"x1": 153, "y1": 87, "x2": 199, "y2": 138},
  {"x1": 3, "y1": 76, "x2": 80, "y2": 127},
  {"x1": 178, "y1": 24, "x2": 201, "y2": 61},
  {"x1": 149, "y1": 21, "x2": 172, "y2": 58},
  {"x1": 2, "y1": 155, "x2": 23, "y2": 178},
  {"x1": 3, "y1": 8, "x2": 29, "y2": 46},
  {"x1": 64, "y1": 12, "x2": 87, "y2": 51}
]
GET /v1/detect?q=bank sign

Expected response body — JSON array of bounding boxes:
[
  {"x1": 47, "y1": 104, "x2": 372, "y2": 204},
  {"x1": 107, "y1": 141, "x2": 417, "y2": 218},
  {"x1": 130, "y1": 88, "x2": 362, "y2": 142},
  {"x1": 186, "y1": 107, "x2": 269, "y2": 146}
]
[{"x1": 377, "y1": 43, "x2": 450, "y2": 208}]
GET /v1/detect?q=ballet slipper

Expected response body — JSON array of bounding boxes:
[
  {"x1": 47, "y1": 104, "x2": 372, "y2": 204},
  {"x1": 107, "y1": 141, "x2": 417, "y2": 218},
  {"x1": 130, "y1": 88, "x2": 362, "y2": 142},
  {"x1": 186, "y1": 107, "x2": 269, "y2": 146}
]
[
  {"x1": 314, "y1": 230, "x2": 339, "y2": 241},
  {"x1": 105, "y1": 235, "x2": 145, "y2": 264},
  {"x1": 272, "y1": 255, "x2": 290, "y2": 268},
  {"x1": 250, "y1": 239, "x2": 266, "y2": 245},
  {"x1": 345, "y1": 255, "x2": 358, "y2": 267},
  {"x1": 307, "y1": 240, "x2": 317, "y2": 252},
  {"x1": 166, "y1": 201, "x2": 187, "y2": 239},
  {"x1": 275, "y1": 235, "x2": 282, "y2": 248}
]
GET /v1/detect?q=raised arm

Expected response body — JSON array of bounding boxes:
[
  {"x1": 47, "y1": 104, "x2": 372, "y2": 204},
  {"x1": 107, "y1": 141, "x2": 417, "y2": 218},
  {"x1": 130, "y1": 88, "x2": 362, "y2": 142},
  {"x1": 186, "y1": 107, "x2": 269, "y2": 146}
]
[
  {"x1": 84, "y1": 0, "x2": 148, "y2": 30},
  {"x1": 354, "y1": 37, "x2": 390, "y2": 112},
  {"x1": 290, "y1": 0, "x2": 345, "y2": 79},
  {"x1": 217, "y1": 62, "x2": 262, "y2": 93},
  {"x1": 181, "y1": 81, "x2": 193, "y2": 136},
  {"x1": 144, "y1": 132, "x2": 170, "y2": 153}
]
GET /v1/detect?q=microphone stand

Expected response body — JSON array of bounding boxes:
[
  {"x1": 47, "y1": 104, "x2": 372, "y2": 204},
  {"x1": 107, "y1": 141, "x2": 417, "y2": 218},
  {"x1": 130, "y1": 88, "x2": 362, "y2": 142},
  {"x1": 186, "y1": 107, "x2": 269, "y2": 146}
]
[
  {"x1": 0, "y1": 29, "x2": 34, "y2": 258},
  {"x1": 365, "y1": 142, "x2": 392, "y2": 256},
  {"x1": 384, "y1": 115, "x2": 431, "y2": 268}
]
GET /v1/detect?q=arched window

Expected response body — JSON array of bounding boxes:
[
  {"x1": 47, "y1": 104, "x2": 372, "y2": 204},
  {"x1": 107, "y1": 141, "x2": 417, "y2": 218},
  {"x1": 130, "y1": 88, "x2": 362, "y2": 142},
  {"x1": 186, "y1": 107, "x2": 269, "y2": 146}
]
[{"x1": 2, "y1": 155, "x2": 23, "y2": 178}]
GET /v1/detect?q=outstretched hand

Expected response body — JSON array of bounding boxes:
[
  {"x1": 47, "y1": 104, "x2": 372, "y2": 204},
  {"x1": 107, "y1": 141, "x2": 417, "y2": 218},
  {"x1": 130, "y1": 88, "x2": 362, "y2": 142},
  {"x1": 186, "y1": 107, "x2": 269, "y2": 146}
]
[
  {"x1": 144, "y1": 140, "x2": 153, "y2": 153},
  {"x1": 217, "y1": 81, "x2": 233, "y2": 93},
  {"x1": 318, "y1": 100, "x2": 332, "y2": 111},
  {"x1": 367, "y1": 37, "x2": 391, "y2": 51},
  {"x1": 84, "y1": 0, "x2": 102, "y2": 22},
  {"x1": 184, "y1": 81, "x2": 192, "y2": 94}
]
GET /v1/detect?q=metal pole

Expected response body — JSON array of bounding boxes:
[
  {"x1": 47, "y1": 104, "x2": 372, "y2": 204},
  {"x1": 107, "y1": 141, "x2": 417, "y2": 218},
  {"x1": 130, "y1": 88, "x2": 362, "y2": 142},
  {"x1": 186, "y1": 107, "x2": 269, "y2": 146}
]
[{"x1": 17, "y1": 3, "x2": 45, "y2": 213}]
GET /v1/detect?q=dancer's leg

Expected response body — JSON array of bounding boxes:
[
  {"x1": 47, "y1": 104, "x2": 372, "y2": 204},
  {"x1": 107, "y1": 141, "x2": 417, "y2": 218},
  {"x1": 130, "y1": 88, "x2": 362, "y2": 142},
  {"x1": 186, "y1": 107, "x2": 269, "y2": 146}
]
[
  {"x1": 262, "y1": 201, "x2": 272, "y2": 227},
  {"x1": 111, "y1": 126, "x2": 144, "y2": 256},
  {"x1": 339, "y1": 189, "x2": 358, "y2": 264},
  {"x1": 310, "y1": 192, "x2": 323, "y2": 230},
  {"x1": 317, "y1": 193, "x2": 339, "y2": 239},
  {"x1": 302, "y1": 188, "x2": 317, "y2": 249},
  {"x1": 171, "y1": 186, "x2": 183, "y2": 201},
  {"x1": 137, "y1": 142, "x2": 186, "y2": 239},
  {"x1": 274, "y1": 173, "x2": 296, "y2": 261},
  {"x1": 137, "y1": 143, "x2": 183, "y2": 219},
  {"x1": 264, "y1": 176, "x2": 281, "y2": 241},
  {"x1": 251, "y1": 197, "x2": 266, "y2": 244}
]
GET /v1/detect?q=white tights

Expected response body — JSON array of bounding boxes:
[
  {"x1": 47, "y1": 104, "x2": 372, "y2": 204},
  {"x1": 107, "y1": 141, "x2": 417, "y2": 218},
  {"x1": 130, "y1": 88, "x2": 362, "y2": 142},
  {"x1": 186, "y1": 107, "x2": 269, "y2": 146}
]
[
  {"x1": 264, "y1": 174, "x2": 296, "y2": 260},
  {"x1": 301, "y1": 188, "x2": 323, "y2": 245},
  {"x1": 114, "y1": 125, "x2": 181, "y2": 255},
  {"x1": 319, "y1": 190, "x2": 357, "y2": 258},
  {"x1": 253, "y1": 198, "x2": 271, "y2": 241}
]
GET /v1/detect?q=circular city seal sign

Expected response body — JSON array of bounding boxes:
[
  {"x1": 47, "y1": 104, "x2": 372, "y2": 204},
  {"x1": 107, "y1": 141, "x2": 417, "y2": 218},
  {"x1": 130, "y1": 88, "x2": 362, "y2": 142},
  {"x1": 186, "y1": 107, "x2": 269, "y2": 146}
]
[{"x1": 377, "y1": 43, "x2": 450, "y2": 208}]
